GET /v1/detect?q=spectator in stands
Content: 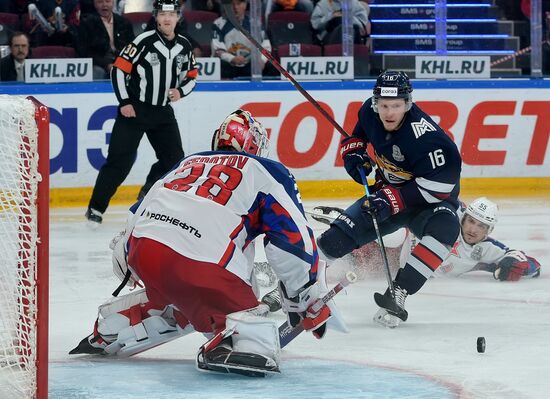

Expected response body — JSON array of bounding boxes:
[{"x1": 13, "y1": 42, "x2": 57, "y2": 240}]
[
  {"x1": 118, "y1": 0, "x2": 155, "y2": 14},
  {"x1": 77, "y1": 0, "x2": 135, "y2": 79},
  {"x1": 267, "y1": 0, "x2": 313, "y2": 14},
  {"x1": 212, "y1": 0, "x2": 273, "y2": 79},
  {"x1": 0, "y1": 31, "x2": 30, "y2": 82},
  {"x1": 26, "y1": 0, "x2": 80, "y2": 47},
  {"x1": 310, "y1": 0, "x2": 369, "y2": 44}
]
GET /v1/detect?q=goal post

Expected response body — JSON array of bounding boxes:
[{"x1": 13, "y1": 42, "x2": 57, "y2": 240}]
[{"x1": 0, "y1": 95, "x2": 50, "y2": 399}]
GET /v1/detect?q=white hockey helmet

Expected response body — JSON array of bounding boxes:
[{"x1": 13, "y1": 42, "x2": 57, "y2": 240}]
[
  {"x1": 212, "y1": 109, "x2": 269, "y2": 157},
  {"x1": 463, "y1": 197, "x2": 498, "y2": 233}
]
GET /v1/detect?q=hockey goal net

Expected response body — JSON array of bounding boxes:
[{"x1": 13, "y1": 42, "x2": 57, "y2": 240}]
[{"x1": 0, "y1": 95, "x2": 49, "y2": 399}]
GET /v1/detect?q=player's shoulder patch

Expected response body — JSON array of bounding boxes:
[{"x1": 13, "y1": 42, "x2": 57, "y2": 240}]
[
  {"x1": 407, "y1": 104, "x2": 442, "y2": 140},
  {"x1": 410, "y1": 117, "x2": 437, "y2": 139}
]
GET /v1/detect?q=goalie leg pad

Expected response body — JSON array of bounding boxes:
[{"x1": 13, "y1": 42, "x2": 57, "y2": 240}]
[
  {"x1": 196, "y1": 310, "x2": 280, "y2": 377},
  {"x1": 74, "y1": 289, "x2": 193, "y2": 357},
  {"x1": 98, "y1": 289, "x2": 149, "y2": 319},
  {"x1": 104, "y1": 315, "x2": 192, "y2": 357},
  {"x1": 227, "y1": 311, "x2": 280, "y2": 363}
]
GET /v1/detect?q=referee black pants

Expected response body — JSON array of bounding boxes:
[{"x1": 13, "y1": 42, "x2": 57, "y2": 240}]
[{"x1": 88, "y1": 102, "x2": 184, "y2": 213}]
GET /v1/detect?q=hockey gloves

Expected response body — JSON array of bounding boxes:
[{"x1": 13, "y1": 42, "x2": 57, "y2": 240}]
[
  {"x1": 494, "y1": 250, "x2": 541, "y2": 281},
  {"x1": 340, "y1": 136, "x2": 372, "y2": 184},
  {"x1": 279, "y1": 281, "x2": 331, "y2": 339},
  {"x1": 362, "y1": 186, "x2": 405, "y2": 223}
]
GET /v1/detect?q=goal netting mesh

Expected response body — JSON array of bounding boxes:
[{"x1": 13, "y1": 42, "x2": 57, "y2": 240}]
[{"x1": 0, "y1": 95, "x2": 41, "y2": 399}]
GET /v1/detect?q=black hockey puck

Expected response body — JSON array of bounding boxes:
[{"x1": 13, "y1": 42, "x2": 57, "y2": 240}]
[{"x1": 477, "y1": 337, "x2": 486, "y2": 353}]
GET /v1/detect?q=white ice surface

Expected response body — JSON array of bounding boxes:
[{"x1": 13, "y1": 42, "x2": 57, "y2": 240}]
[{"x1": 48, "y1": 198, "x2": 550, "y2": 399}]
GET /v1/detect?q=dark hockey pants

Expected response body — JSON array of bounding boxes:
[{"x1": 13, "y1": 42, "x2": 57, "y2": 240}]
[{"x1": 88, "y1": 102, "x2": 184, "y2": 213}]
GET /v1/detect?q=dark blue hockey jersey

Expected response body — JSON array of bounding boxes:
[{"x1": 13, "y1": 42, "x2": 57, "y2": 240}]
[{"x1": 352, "y1": 98, "x2": 462, "y2": 209}]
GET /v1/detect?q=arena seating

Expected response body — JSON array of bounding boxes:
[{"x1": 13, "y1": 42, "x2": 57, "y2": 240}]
[
  {"x1": 368, "y1": 0, "x2": 523, "y2": 76},
  {"x1": 0, "y1": 12, "x2": 20, "y2": 45},
  {"x1": 124, "y1": 11, "x2": 151, "y2": 36},
  {"x1": 31, "y1": 45, "x2": 76, "y2": 59},
  {"x1": 267, "y1": 11, "x2": 314, "y2": 47},
  {"x1": 277, "y1": 43, "x2": 322, "y2": 57},
  {"x1": 184, "y1": 10, "x2": 218, "y2": 52}
]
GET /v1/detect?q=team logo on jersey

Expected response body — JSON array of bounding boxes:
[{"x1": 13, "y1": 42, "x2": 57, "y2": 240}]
[
  {"x1": 471, "y1": 244, "x2": 483, "y2": 261},
  {"x1": 150, "y1": 53, "x2": 160, "y2": 66},
  {"x1": 411, "y1": 118, "x2": 436, "y2": 139},
  {"x1": 450, "y1": 241, "x2": 460, "y2": 257},
  {"x1": 176, "y1": 55, "x2": 185, "y2": 70},
  {"x1": 392, "y1": 145, "x2": 405, "y2": 162},
  {"x1": 374, "y1": 153, "x2": 413, "y2": 184}
]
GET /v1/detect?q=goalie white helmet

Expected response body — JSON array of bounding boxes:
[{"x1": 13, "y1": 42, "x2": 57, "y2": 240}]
[
  {"x1": 464, "y1": 197, "x2": 498, "y2": 233},
  {"x1": 212, "y1": 109, "x2": 269, "y2": 157}
]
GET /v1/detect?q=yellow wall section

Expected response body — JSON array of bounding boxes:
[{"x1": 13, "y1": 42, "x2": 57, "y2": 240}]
[{"x1": 50, "y1": 177, "x2": 550, "y2": 208}]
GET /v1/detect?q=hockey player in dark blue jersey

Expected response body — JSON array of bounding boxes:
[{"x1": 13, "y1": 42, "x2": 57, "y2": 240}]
[{"x1": 317, "y1": 70, "x2": 463, "y2": 328}]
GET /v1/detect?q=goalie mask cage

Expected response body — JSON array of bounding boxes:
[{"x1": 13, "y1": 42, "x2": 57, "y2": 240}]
[{"x1": 0, "y1": 95, "x2": 49, "y2": 399}]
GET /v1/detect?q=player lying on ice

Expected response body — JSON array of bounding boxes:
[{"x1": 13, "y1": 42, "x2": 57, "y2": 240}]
[
  {"x1": 314, "y1": 197, "x2": 541, "y2": 284},
  {"x1": 313, "y1": 198, "x2": 541, "y2": 329},
  {"x1": 402, "y1": 196, "x2": 541, "y2": 282},
  {"x1": 69, "y1": 109, "x2": 346, "y2": 377}
]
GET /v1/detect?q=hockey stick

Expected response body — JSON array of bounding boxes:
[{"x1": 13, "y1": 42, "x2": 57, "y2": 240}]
[
  {"x1": 358, "y1": 168, "x2": 395, "y2": 299},
  {"x1": 279, "y1": 271, "x2": 357, "y2": 348},
  {"x1": 219, "y1": 0, "x2": 350, "y2": 138}
]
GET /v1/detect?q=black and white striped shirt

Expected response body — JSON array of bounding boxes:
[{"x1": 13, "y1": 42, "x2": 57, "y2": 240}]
[{"x1": 112, "y1": 29, "x2": 198, "y2": 107}]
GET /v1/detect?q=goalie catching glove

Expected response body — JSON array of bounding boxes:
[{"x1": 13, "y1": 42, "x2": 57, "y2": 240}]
[
  {"x1": 493, "y1": 250, "x2": 541, "y2": 281},
  {"x1": 110, "y1": 231, "x2": 141, "y2": 288}
]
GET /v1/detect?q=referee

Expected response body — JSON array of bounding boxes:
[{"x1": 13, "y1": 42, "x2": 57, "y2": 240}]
[{"x1": 86, "y1": 0, "x2": 198, "y2": 227}]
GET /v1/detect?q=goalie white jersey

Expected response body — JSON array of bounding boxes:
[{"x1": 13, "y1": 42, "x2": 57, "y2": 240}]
[{"x1": 127, "y1": 151, "x2": 318, "y2": 294}]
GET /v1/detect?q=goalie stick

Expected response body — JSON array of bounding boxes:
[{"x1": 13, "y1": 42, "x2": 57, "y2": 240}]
[
  {"x1": 279, "y1": 271, "x2": 357, "y2": 348},
  {"x1": 219, "y1": 0, "x2": 350, "y2": 138}
]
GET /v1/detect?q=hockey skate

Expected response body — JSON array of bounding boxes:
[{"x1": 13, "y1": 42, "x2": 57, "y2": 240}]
[
  {"x1": 69, "y1": 334, "x2": 107, "y2": 355},
  {"x1": 197, "y1": 338, "x2": 280, "y2": 377},
  {"x1": 85, "y1": 207, "x2": 103, "y2": 229},
  {"x1": 261, "y1": 288, "x2": 282, "y2": 312},
  {"x1": 373, "y1": 284, "x2": 408, "y2": 328},
  {"x1": 309, "y1": 206, "x2": 344, "y2": 225}
]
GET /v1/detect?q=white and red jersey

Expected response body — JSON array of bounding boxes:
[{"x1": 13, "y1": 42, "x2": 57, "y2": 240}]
[
  {"x1": 400, "y1": 225, "x2": 509, "y2": 277},
  {"x1": 434, "y1": 233, "x2": 508, "y2": 277},
  {"x1": 126, "y1": 151, "x2": 318, "y2": 296}
]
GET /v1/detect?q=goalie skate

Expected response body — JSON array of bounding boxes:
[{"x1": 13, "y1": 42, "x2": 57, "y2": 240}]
[
  {"x1": 197, "y1": 339, "x2": 280, "y2": 377},
  {"x1": 309, "y1": 206, "x2": 344, "y2": 225},
  {"x1": 261, "y1": 288, "x2": 282, "y2": 312},
  {"x1": 69, "y1": 334, "x2": 106, "y2": 355}
]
